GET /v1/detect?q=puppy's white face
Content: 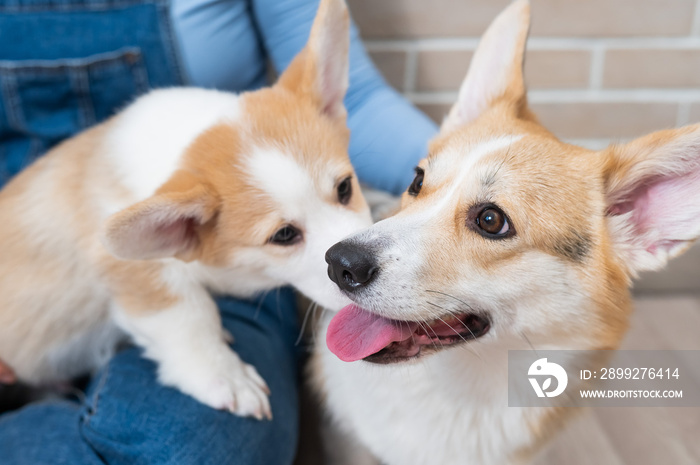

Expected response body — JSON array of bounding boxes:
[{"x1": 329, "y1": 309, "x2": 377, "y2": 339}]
[
  {"x1": 102, "y1": 0, "x2": 372, "y2": 310},
  {"x1": 102, "y1": 88, "x2": 372, "y2": 311},
  {"x1": 207, "y1": 96, "x2": 372, "y2": 310}
]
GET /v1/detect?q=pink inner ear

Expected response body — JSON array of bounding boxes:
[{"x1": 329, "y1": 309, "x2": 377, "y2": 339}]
[
  {"x1": 320, "y1": 79, "x2": 343, "y2": 117},
  {"x1": 317, "y1": 56, "x2": 345, "y2": 118},
  {"x1": 152, "y1": 215, "x2": 199, "y2": 256},
  {"x1": 607, "y1": 176, "x2": 663, "y2": 217},
  {"x1": 612, "y1": 168, "x2": 700, "y2": 255}
]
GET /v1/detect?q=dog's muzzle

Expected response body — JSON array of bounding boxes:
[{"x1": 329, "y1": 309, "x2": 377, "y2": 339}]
[{"x1": 325, "y1": 241, "x2": 378, "y2": 292}]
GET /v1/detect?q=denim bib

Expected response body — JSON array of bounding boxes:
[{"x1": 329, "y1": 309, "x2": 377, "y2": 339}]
[{"x1": 0, "y1": 0, "x2": 185, "y2": 186}]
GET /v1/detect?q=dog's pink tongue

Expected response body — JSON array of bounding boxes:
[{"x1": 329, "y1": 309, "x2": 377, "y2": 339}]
[{"x1": 327, "y1": 304, "x2": 417, "y2": 362}]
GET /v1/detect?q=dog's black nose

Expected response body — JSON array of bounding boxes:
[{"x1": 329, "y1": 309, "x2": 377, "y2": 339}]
[{"x1": 325, "y1": 242, "x2": 378, "y2": 292}]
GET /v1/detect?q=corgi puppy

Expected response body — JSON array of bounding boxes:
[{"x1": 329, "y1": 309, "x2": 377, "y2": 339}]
[
  {"x1": 0, "y1": 0, "x2": 370, "y2": 420},
  {"x1": 316, "y1": 0, "x2": 700, "y2": 463}
]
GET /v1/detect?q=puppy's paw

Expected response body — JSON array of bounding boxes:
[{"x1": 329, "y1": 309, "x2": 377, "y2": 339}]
[
  {"x1": 159, "y1": 350, "x2": 272, "y2": 420},
  {"x1": 204, "y1": 360, "x2": 272, "y2": 420}
]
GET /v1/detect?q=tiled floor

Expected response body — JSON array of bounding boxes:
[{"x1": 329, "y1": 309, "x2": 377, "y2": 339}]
[{"x1": 534, "y1": 296, "x2": 700, "y2": 465}]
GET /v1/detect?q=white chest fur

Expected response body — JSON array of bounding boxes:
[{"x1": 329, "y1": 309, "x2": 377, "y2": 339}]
[{"x1": 317, "y1": 317, "x2": 545, "y2": 465}]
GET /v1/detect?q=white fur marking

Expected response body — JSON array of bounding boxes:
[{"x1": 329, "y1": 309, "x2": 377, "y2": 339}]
[
  {"x1": 244, "y1": 147, "x2": 315, "y2": 219},
  {"x1": 420, "y1": 135, "x2": 523, "y2": 222},
  {"x1": 245, "y1": 148, "x2": 311, "y2": 200}
]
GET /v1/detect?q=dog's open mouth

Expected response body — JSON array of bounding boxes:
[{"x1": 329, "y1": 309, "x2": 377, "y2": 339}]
[{"x1": 326, "y1": 304, "x2": 490, "y2": 364}]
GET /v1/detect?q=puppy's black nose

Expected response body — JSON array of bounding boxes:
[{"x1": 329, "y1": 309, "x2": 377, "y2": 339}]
[{"x1": 325, "y1": 242, "x2": 378, "y2": 292}]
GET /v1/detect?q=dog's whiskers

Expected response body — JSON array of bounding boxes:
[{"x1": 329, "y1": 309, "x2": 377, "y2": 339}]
[
  {"x1": 310, "y1": 302, "x2": 321, "y2": 344},
  {"x1": 296, "y1": 300, "x2": 317, "y2": 346},
  {"x1": 424, "y1": 303, "x2": 452, "y2": 348},
  {"x1": 416, "y1": 318, "x2": 443, "y2": 351},
  {"x1": 254, "y1": 289, "x2": 272, "y2": 320},
  {"x1": 402, "y1": 320, "x2": 415, "y2": 346},
  {"x1": 438, "y1": 315, "x2": 483, "y2": 360},
  {"x1": 519, "y1": 330, "x2": 539, "y2": 357},
  {"x1": 422, "y1": 304, "x2": 451, "y2": 349},
  {"x1": 426, "y1": 300, "x2": 482, "y2": 359},
  {"x1": 320, "y1": 305, "x2": 329, "y2": 325},
  {"x1": 425, "y1": 289, "x2": 476, "y2": 313}
]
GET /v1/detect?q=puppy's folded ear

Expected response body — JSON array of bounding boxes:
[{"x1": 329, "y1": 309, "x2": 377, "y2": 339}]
[
  {"x1": 101, "y1": 171, "x2": 220, "y2": 262},
  {"x1": 276, "y1": 0, "x2": 350, "y2": 122},
  {"x1": 603, "y1": 124, "x2": 700, "y2": 275},
  {"x1": 442, "y1": 0, "x2": 531, "y2": 133}
]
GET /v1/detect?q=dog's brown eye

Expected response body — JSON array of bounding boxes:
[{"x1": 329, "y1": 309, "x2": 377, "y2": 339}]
[
  {"x1": 270, "y1": 225, "x2": 302, "y2": 245},
  {"x1": 337, "y1": 176, "x2": 352, "y2": 205},
  {"x1": 408, "y1": 167, "x2": 424, "y2": 196},
  {"x1": 475, "y1": 207, "x2": 511, "y2": 237}
]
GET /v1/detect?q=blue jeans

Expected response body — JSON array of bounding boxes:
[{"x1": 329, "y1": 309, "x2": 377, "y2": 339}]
[
  {"x1": 0, "y1": 0, "x2": 185, "y2": 184},
  {"x1": 0, "y1": 291, "x2": 301, "y2": 465}
]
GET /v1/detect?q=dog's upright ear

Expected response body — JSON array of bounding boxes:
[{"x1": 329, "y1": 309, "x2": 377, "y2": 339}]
[
  {"x1": 276, "y1": 0, "x2": 350, "y2": 122},
  {"x1": 603, "y1": 124, "x2": 700, "y2": 275},
  {"x1": 442, "y1": 0, "x2": 531, "y2": 133},
  {"x1": 101, "y1": 171, "x2": 220, "y2": 262}
]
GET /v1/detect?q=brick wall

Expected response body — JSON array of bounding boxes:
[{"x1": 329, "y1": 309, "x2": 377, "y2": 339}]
[{"x1": 351, "y1": 0, "x2": 700, "y2": 149}]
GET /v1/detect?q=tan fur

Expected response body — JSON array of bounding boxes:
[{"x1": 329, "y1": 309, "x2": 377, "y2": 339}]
[
  {"x1": 394, "y1": 3, "x2": 634, "y2": 348},
  {"x1": 277, "y1": 0, "x2": 350, "y2": 120},
  {"x1": 400, "y1": 28, "x2": 634, "y2": 453},
  {"x1": 313, "y1": 2, "x2": 699, "y2": 463},
  {"x1": 100, "y1": 258, "x2": 179, "y2": 314},
  {"x1": 398, "y1": 0, "x2": 673, "y2": 457},
  {"x1": 0, "y1": 0, "x2": 368, "y2": 413},
  {"x1": 391, "y1": 106, "x2": 632, "y2": 355},
  {"x1": 0, "y1": 124, "x2": 122, "y2": 381},
  {"x1": 169, "y1": 88, "x2": 364, "y2": 267}
]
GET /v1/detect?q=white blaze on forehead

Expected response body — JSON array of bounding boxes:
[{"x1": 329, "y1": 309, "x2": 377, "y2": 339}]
[
  {"x1": 245, "y1": 147, "x2": 315, "y2": 217},
  {"x1": 365, "y1": 135, "x2": 524, "y2": 258},
  {"x1": 346, "y1": 135, "x2": 526, "y2": 317},
  {"x1": 419, "y1": 135, "x2": 524, "y2": 221}
]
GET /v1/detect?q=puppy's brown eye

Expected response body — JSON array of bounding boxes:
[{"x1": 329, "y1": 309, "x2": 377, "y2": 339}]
[
  {"x1": 408, "y1": 168, "x2": 424, "y2": 196},
  {"x1": 337, "y1": 176, "x2": 352, "y2": 205},
  {"x1": 270, "y1": 225, "x2": 302, "y2": 245},
  {"x1": 475, "y1": 206, "x2": 512, "y2": 238}
]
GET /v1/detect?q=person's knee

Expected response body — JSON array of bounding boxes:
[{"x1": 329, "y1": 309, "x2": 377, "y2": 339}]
[
  {"x1": 81, "y1": 377, "x2": 299, "y2": 465},
  {"x1": 79, "y1": 305, "x2": 301, "y2": 465},
  {"x1": 160, "y1": 402, "x2": 299, "y2": 465},
  {"x1": 0, "y1": 400, "x2": 103, "y2": 464}
]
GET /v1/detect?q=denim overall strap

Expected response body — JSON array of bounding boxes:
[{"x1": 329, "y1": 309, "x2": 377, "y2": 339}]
[{"x1": 0, "y1": 0, "x2": 186, "y2": 187}]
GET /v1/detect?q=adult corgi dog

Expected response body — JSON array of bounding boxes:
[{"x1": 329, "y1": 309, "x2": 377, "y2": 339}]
[
  {"x1": 317, "y1": 0, "x2": 700, "y2": 463},
  {"x1": 0, "y1": 0, "x2": 370, "y2": 420}
]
